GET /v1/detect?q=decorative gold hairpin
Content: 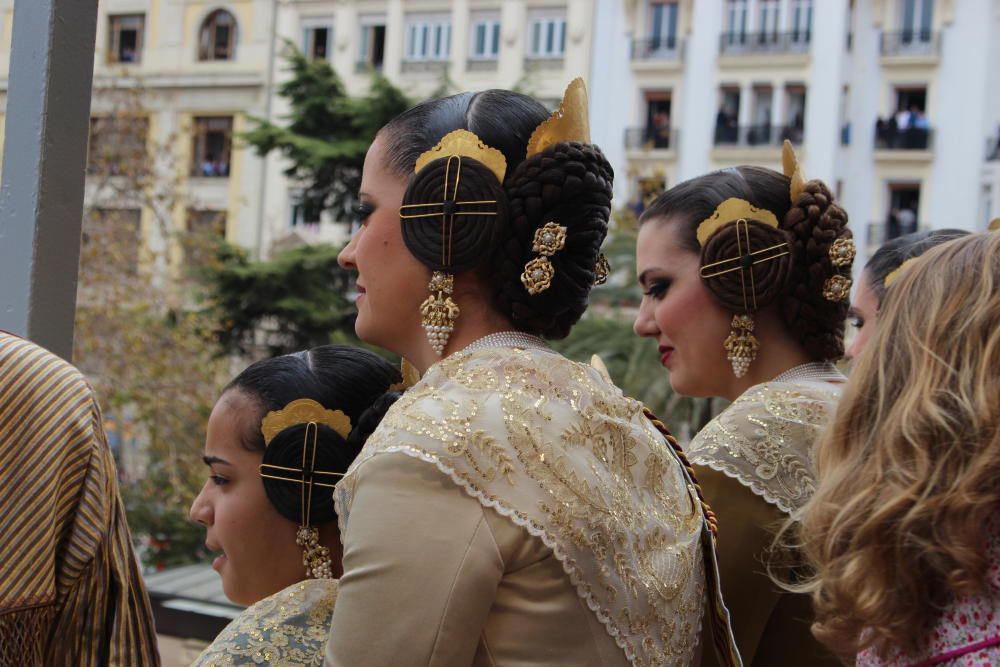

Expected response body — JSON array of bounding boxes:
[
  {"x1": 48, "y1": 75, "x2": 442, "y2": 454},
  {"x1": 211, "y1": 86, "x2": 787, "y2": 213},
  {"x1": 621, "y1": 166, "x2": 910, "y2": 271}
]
[
  {"x1": 260, "y1": 398, "x2": 352, "y2": 445},
  {"x1": 823, "y1": 274, "x2": 853, "y2": 301},
  {"x1": 521, "y1": 221, "x2": 568, "y2": 295},
  {"x1": 413, "y1": 129, "x2": 507, "y2": 182},
  {"x1": 526, "y1": 78, "x2": 591, "y2": 158},
  {"x1": 388, "y1": 358, "x2": 421, "y2": 392},
  {"x1": 883, "y1": 257, "x2": 919, "y2": 288},
  {"x1": 696, "y1": 198, "x2": 780, "y2": 246},
  {"x1": 594, "y1": 253, "x2": 611, "y2": 285},
  {"x1": 829, "y1": 237, "x2": 856, "y2": 267},
  {"x1": 258, "y1": 398, "x2": 346, "y2": 579},
  {"x1": 696, "y1": 201, "x2": 790, "y2": 378},
  {"x1": 782, "y1": 140, "x2": 806, "y2": 203},
  {"x1": 989, "y1": 217, "x2": 999, "y2": 232}
]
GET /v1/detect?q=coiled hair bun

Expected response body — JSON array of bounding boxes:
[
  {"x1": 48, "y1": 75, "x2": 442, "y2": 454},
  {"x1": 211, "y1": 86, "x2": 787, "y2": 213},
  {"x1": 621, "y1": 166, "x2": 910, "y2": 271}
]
[
  {"x1": 400, "y1": 157, "x2": 508, "y2": 273},
  {"x1": 494, "y1": 141, "x2": 614, "y2": 339},
  {"x1": 699, "y1": 218, "x2": 795, "y2": 314},
  {"x1": 780, "y1": 179, "x2": 852, "y2": 361}
]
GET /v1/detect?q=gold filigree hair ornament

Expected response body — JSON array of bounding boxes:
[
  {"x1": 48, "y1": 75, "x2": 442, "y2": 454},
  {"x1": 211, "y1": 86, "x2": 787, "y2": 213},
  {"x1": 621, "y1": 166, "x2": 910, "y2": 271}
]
[
  {"x1": 400, "y1": 130, "x2": 508, "y2": 355},
  {"x1": 697, "y1": 198, "x2": 791, "y2": 378},
  {"x1": 989, "y1": 217, "x2": 1000, "y2": 232},
  {"x1": 388, "y1": 358, "x2": 421, "y2": 392},
  {"x1": 258, "y1": 398, "x2": 347, "y2": 579},
  {"x1": 883, "y1": 257, "x2": 920, "y2": 288},
  {"x1": 526, "y1": 77, "x2": 591, "y2": 158}
]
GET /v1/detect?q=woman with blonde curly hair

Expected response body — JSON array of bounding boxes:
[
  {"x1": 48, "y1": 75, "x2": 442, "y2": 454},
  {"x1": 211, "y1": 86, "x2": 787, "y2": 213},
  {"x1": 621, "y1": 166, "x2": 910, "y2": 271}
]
[{"x1": 796, "y1": 231, "x2": 1000, "y2": 665}]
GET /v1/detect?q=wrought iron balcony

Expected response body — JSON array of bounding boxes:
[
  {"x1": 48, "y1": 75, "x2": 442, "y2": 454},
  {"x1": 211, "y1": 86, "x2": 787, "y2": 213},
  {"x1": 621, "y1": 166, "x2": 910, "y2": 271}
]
[
  {"x1": 719, "y1": 31, "x2": 810, "y2": 56},
  {"x1": 713, "y1": 124, "x2": 804, "y2": 147},
  {"x1": 880, "y1": 30, "x2": 941, "y2": 57},
  {"x1": 874, "y1": 124, "x2": 933, "y2": 150},
  {"x1": 630, "y1": 37, "x2": 683, "y2": 61},
  {"x1": 625, "y1": 127, "x2": 678, "y2": 151}
]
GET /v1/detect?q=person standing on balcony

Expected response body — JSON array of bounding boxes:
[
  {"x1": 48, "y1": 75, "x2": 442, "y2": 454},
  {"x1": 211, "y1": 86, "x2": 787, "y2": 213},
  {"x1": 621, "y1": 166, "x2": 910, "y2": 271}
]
[{"x1": 0, "y1": 331, "x2": 159, "y2": 665}]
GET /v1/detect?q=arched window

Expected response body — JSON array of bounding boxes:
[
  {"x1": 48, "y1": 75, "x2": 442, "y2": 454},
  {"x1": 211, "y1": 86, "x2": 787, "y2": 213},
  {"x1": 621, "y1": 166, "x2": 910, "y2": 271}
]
[{"x1": 199, "y1": 9, "x2": 238, "y2": 61}]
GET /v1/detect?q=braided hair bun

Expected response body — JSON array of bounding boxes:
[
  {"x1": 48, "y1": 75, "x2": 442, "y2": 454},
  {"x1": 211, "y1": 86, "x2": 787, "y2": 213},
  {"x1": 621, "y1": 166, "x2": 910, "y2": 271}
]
[
  {"x1": 699, "y1": 219, "x2": 795, "y2": 314},
  {"x1": 400, "y1": 157, "x2": 508, "y2": 273},
  {"x1": 780, "y1": 180, "x2": 852, "y2": 360},
  {"x1": 494, "y1": 141, "x2": 614, "y2": 338}
]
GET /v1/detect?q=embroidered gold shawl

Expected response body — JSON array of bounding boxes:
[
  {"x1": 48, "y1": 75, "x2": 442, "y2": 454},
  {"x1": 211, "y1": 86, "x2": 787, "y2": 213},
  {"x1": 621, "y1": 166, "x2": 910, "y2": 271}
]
[
  {"x1": 335, "y1": 346, "x2": 708, "y2": 667},
  {"x1": 687, "y1": 380, "x2": 843, "y2": 515},
  {"x1": 193, "y1": 579, "x2": 338, "y2": 666}
]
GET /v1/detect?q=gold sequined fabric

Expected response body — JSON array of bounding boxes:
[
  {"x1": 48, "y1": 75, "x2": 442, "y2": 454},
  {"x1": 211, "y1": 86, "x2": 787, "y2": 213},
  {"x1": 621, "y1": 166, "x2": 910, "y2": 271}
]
[
  {"x1": 193, "y1": 579, "x2": 338, "y2": 666},
  {"x1": 335, "y1": 346, "x2": 709, "y2": 666},
  {"x1": 687, "y1": 380, "x2": 843, "y2": 515},
  {"x1": 0, "y1": 332, "x2": 159, "y2": 666}
]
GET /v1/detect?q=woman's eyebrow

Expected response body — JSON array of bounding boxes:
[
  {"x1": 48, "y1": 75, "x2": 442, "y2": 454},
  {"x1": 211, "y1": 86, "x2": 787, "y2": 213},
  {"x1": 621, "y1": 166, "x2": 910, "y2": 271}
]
[{"x1": 202, "y1": 455, "x2": 230, "y2": 466}]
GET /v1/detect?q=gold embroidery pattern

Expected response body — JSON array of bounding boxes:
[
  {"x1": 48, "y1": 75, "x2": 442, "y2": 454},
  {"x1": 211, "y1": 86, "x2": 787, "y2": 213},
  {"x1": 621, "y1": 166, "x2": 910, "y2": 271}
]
[
  {"x1": 335, "y1": 347, "x2": 707, "y2": 667},
  {"x1": 687, "y1": 382, "x2": 842, "y2": 514},
  {"x1": 192, "y1": 579, "x2": 338, "y2": 666}
]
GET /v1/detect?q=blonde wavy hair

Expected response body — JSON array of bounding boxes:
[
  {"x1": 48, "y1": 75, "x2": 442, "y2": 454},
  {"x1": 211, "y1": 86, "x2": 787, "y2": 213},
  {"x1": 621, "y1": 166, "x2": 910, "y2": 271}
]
[{"x1": 794, "y1": 231, "x2": 1000, "y2": 659}]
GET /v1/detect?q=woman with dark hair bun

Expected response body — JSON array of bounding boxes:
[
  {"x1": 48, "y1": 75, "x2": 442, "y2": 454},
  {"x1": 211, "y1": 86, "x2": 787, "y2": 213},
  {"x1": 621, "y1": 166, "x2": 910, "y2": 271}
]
[
  {"x1": 633, "y1": 143, "x2": 854, "y2": 666},
  {"x1": 846, "y1": 228, "x2": 969, "y2": 358},
  {"x1": 189, "y1": 345, "x2": 402, "y2": 664},
  {"x1": 329, "y1": 80, "x2": 738, "y2": 666}
]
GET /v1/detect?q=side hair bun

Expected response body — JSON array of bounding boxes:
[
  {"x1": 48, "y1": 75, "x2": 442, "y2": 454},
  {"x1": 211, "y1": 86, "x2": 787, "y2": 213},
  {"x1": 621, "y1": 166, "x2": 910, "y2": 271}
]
[
  {"x1": 493, "y1": 141, "x2": 613, "y2": 339},
  {"x1": 699, "y1": 219, "x2": 795, "y2": 313}
]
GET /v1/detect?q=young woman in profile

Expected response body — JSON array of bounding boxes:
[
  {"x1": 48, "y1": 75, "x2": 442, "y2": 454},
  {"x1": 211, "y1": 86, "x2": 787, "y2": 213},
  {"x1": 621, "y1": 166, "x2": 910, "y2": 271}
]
[
  {"x1": 633, "y1": 143, "x2": 854, "y2": 666},
  {"x1": 325, "y1": 80, "x2": 738, "y2": 666},
  {"x1": 846, "y1": 228, "x2": 968, "y2": 358},
  {"x1": 795, "y1": 231, "x2": 1000, "y2": 666},
  {"x1": 189, "y1": 345, "x2": 402, "y2": 664}
]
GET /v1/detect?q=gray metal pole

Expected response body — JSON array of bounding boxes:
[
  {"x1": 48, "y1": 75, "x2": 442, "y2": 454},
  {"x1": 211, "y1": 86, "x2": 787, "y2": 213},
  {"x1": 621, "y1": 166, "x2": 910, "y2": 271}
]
[{"x1": 0, "y1": 0, "x2": 100, "y2": 360}]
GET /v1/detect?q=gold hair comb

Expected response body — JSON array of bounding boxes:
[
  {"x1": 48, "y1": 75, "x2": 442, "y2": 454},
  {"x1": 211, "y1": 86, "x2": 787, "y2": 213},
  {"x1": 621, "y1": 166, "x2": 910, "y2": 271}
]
[
  {"x1": 782, "y1": 140, "x2": 806, "y2": 202},
  {"x1": 526, "y1": 78, "x2": 591, "y2": 157},
  {"x1": 696, "y1": 198, "x2": 780, "y2": 247},
  {"x1": 883, "y1": 257, "x2": 919, "y2": 288},
  {"x1": 260, "y1": 398, "x2": 352, "y2": 445},
  {"x1": 413, "y1": 129, "x2": 507, "y2": 182}
]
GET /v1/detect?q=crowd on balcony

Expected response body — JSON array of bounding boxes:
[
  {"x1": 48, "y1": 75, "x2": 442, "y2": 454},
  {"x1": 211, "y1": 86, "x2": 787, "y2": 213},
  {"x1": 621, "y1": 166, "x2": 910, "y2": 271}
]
[{"x1": 875, "y1": 105, "x2": 931, "y2": 149}]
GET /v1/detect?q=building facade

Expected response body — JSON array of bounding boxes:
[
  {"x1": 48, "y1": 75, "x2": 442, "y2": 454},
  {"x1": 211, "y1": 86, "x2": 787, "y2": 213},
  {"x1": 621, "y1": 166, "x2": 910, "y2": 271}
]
[
  {"x1": 609, "y1": 0, "x2": 1000, "y2": 267},
  {"x1": 0, "y1": 0, "x2": 597, "y2": 263}
]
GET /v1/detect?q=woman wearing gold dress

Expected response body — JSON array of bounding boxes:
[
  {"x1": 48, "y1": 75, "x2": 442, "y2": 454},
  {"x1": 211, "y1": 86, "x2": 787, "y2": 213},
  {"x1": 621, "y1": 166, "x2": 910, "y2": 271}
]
[
  {"x1": 324, "y1": 80, "x2": 739, "y2": 667},
  {"x1": 633, "y1": 144, "x2": 854, "y2": 666}
]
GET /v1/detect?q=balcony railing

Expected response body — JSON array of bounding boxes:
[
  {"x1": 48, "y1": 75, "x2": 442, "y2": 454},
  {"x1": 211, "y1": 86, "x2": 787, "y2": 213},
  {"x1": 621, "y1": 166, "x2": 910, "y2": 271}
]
[
  {"x1": 523, "y1": 56, "x2": 564, "y2": 70},
  {"x1": 719, "y1": 31, "x2": 811, "y2": 56},
  {"x1": 466, "y1": 58, "x2": 498, "y2": 72},
  {"x1": 874, "y1": 125, "x2": 933, "y2": 150},
  {"x1": 625, "y1": 127, "x2": 677, "y2": 151},
  {"x1": 880, "y1": 30, "x2": 941, "y2": 57},
  {"x1": 630, "y1": 37, "x2": 683, "y2": 61},
  {"x1": 401, "y1": 60, "x2": 449, "y2": 74},
  {"x1": 354, "y1": 60, "x2": 383, "y2": 73},
  {"x1": 713, "y1": 124, "x2": 803, "y2": 147}
]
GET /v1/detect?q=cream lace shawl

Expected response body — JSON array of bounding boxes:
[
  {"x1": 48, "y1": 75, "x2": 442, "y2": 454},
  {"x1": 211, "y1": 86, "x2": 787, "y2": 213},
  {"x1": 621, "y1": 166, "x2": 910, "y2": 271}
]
[
  {"x1": 192, "y1": 579, "x2": 337, "y2": 666},
  {"x1": 688, "y1": 380, "x2": 843, "y2": 515},
  {"x1": 334, "y1": 346, "x2": 710, "y2": 667}
]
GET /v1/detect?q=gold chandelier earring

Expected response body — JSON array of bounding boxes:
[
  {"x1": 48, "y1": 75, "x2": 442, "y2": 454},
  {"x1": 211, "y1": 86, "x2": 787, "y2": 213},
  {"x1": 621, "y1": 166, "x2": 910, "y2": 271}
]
[{"x1": 420, "y1": 271, "x2": 460, "y2": 355}]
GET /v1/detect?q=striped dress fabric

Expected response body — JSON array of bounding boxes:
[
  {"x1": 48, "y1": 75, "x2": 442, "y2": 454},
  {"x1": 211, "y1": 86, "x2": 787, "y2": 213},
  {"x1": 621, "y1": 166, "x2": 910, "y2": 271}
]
[{"x1": 0, "y1": 332, "x2": 159, "y2": 665}]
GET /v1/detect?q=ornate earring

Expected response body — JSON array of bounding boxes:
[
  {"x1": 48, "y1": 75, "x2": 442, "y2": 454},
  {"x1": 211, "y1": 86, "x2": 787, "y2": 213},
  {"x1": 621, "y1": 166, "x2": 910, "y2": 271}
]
[
  {"x1": 594, "y1": 253, "x2": 611, "y2": 285},
  {"x1": 296, "y1": 525, "x2": 333, "y2": 579},
  {"x1": 724, "y1": 315, "x2": 759, "y2": 379},
  {"x1": 421, "y1": 271, "x2": 460, "y2": 355},
  {"x1": 521, "y1": 221, "x2": 568, "y2": 295}
]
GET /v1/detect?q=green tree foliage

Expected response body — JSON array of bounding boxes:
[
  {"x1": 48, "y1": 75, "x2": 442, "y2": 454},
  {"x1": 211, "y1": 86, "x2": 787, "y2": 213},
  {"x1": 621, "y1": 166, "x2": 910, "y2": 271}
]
[
  {"x1": 206, "y1": 241, "x2": 357, "y2": 357},
  {"x1": 242, "y1": 44, "x2": 411, "y2": 221}
]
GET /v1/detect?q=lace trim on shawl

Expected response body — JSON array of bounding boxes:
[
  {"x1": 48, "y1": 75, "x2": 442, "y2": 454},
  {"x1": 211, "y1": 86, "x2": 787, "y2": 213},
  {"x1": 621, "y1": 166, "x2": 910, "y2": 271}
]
[
  {"x1": 687, "y1": 381, "x2": 843, "y2": 515},
  {"x1": 334, "y1": 347, "x2": 708, "y2": 667}
]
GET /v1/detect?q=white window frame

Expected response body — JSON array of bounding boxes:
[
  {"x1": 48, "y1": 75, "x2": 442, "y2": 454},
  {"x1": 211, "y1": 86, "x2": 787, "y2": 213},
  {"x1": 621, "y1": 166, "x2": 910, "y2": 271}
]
[
  {"x1": 648, "y1": 1, "x2": 679, "y2": 51},
  {"x1": 758, "y1": 0, "x2": 780, "y2": 40},
  {"x1": 900, "y1": 0, "x2": 934, "y2": 38},
  {"x1": 404, "y1": 12, "x2": 452, "y2": 62},
  {"x1": 527, "y1": 9, "x2": 567, "y2": 58},
  {"x1": 358, "y1": 14, "x2": 386, "y2": 65},
  {"x1": 469, "y1": 11, "x2": 501, "y2": 60},
  {"x1": 726, "y1": 0, "x2": 748, "y2": 43},
  {"x1": 791, "y1": 0, "x2": 813, "y2": 42},
  {"x1": 301, "y1": 16, "x2": 334, "y2": 62}
]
